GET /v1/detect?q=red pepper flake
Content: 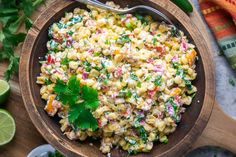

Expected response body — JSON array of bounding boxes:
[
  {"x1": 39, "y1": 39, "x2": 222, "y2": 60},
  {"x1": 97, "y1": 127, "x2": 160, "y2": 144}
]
[{"x1": 47, "y1": 54, "x2": 55, "y2": 64}]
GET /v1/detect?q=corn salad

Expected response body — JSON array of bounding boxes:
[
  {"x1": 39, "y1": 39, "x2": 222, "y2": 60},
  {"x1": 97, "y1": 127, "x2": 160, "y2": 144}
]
[{"x1": 37, "y1": 2, "x2": 197, "y2": 154}]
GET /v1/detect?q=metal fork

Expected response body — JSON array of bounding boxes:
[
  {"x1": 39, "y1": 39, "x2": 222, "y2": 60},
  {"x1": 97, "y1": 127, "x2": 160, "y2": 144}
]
[{"x1": 75, "y1": 0, "x2": 174, "y2": 25}]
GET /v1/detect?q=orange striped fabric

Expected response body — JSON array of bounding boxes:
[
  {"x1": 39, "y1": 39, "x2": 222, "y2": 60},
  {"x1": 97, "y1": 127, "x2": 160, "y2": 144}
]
[{"x1": 199, "y1": 0, "x2": 236, "y2": 70}]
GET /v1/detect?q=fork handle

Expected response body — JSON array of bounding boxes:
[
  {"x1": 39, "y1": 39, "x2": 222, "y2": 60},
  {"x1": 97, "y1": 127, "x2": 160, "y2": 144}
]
[{"x1": 75, "y1": 0, "x2": 123, "y2": 13}]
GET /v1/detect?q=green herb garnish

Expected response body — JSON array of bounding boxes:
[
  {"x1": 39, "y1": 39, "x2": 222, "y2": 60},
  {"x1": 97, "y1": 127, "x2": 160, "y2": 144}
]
[
  {"x1": 125, "y1": 22, "x2": 134, "y2": 30},
  {"x1": 117, "y1": 34, "x2": 131, "y2": 45},
  {"x1": 152, "y1": 37, "x2": 157, "y2": 45},
  {"x1": 134, "y1": 13, "x2": 148, "y2": 25},
  {"x1": 61, "y1": 56, "x2": 70, "y2": 65},
  {"x1": 54, "y1": 76, "x2": 99, "y2": 130},
  {"x1": 154, "y1": 76, "x2": 162, "y2": 86},
  {"x1": 137, "y1": 81, "x2": 142, "y2": 88},
  {"x1": 130, "y1": 72, "x2": 138, "y2": 81},
  {"x1": 136, "y1": 126, "x2": 148, "y2": 143},
  {"x1": 93, "y1": 52, "x2": 101, "y2": 57},
  {"x1": 184, "y1": 79, "x2": 192, "y2": 89},
  {"x1": 0, "y1": 0, "x2": 44, "y2": 81}
]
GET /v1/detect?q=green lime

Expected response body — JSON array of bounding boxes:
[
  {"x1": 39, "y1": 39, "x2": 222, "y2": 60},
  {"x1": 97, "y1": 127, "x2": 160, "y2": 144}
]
[
  {"x1": 0, "y1": 79, "x2": 10, "y2": 105},
  {"x1": 0, "y1": 109, "x2": 16, "y2": 146}
]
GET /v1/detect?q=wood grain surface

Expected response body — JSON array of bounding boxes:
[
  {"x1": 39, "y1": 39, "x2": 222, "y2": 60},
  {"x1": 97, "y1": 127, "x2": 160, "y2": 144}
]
[{"x1": 0, "y1": 0, "x2": 234, "y2": 157}]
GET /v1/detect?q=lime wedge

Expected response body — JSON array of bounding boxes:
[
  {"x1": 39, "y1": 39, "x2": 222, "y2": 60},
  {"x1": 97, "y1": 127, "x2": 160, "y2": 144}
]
[
  {"x1": 0, "y1": 109, "x2": 16, "y2": 146},
  {"x1": 0, "y1": 79, "x2": 10, "y2": 105}
]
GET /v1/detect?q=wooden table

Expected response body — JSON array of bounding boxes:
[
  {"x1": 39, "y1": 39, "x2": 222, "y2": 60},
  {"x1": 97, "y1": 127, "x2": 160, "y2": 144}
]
[{"x1": 0, "y1": 1, "x2": 236, "y2": 157}]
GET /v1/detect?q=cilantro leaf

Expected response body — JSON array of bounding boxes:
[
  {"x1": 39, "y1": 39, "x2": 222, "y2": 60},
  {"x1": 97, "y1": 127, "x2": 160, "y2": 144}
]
[
  {"x1": 117, "y1": 34, "x2": 131, "y2": 45},
  {"x1": 68, "y1": 103, "x2": 85, "y2": 124},
  {"x1": 130, "y1": 72, "x2": 138, "y2": 81},
  {"x1": 154, "y1": 76, "x2": 162, "y2": 86},
  {"x1": 75, "y1": 109, "x2": 98, "y2": 131},
  {"x1": 25, "y1": 17, "x2": 33, "y2": 30},
  {"x1": 0, "y1": 0, "x2": 44, "y2": 81},
  {"x1": 68, "y1": 75, "x2": 80, "y2": 93},
  {"x1": 4, "y1": 55, "x2": 19, "y2": 81},
  {"x1": 81, "y1": 86, "x2": 99, "y2": 110},
  {"x1": 54, "y1": 76, "x2": 99, "y2": 130},
  {"x1": 61, "y1": 56, "x2": 70, "y2": 65},
  {"x1": 136, "y1": 126, "x2": 148, "y2": 143},
  {"x1": 54, "y1": 77, "x2": 80, "y2": 105}
]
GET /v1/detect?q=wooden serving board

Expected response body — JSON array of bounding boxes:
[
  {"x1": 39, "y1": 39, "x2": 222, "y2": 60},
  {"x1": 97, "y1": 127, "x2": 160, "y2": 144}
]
[{"x1": 0, "y1": 1, "x2": 235, "y2": 157}]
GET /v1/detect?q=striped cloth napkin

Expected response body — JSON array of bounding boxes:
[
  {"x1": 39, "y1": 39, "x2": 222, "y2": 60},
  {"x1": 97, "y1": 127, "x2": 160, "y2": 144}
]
[{"x1": 198, "y1": 0, "x2": 236, "y2": 70}]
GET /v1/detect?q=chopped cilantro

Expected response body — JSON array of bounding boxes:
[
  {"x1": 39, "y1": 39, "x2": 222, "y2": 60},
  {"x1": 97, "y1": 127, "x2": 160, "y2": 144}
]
[
  {"x1": 184, "y1": 79, "x2": 192, "y2": 89},
  {"x1": 130, "y1": 72, "x2": 138, "y2": 81},
  {"x1": 154, "y1": 76, "x2": 162, "y2": 86},
  {"x1": 137, "y1": 81, "x2": 142, "y2": 88},
  {"x1": 125, "y1": 89, "x2": 132, "y2": 98},
  {"x1": 117, "y1": 34, "x2": 131, "y2": 45},
  {"x1": 136, "y1": 126, "x2": 148, "y2": 143},
  {"x1": 125, "y1": 22, "x2": 134, "y2": 30},
  {"x1": 152, "y1": 37, "x2": 157, "y2": 45},
  {"x1": 61, "y1": 56, "x2": 70, "y2": 65},
  {"x1": 134, "y1": 13, "x2": 148, "y2": 25},
  {"x1": 83, "y1": 61, "x2": 92, "y2": 72},
  {"x1": 105, "y1": 39, "x2": 110, "y2": 45},
  {"x1": 145, "y1": 75, "x2": 151, "y2": 81},
  {"x1": 93, "y1": 52, "x2": 101, "y2": 57},
  {"x1": 103, "y1": 79, "x2": 108, "y2": 85},
  {"x1": 176, "y1": 68, "x2": 184, "y2": 77},
  {"x1": 45, "y1": 78, "x2": 52, "y2": 85}
]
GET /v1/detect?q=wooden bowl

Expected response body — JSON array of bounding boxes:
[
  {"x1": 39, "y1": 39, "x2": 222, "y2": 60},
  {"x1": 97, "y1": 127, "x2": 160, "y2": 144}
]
[{"x1": 19, "y1": 0, "x2": 215, "y2": 156}]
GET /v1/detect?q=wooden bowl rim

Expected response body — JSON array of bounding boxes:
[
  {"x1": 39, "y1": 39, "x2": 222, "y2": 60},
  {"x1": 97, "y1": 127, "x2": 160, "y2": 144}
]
[{"x1": 19, "y1": 0, "x2": 215, "y2": 156}]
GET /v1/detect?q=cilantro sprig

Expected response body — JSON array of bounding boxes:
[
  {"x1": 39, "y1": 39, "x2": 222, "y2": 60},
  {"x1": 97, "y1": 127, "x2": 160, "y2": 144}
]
[
  {"x1": 54, "y1": 76, "x2": 99, "y2": 130},
  {"x1": 0, "y1": 0, "x2": 44, "y2": 81}
]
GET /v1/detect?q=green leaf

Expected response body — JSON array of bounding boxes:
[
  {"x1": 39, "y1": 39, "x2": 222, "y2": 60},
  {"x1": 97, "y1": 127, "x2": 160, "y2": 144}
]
[
  {"x1": 0, "y1": 8, "x2": 18, "y2": 17},
  {"x1": 25, "y1": 17, "x2": 33, "y2": 30},
  {"x1": 0, "y1": 30, "x2": 5, "y2": 42},
  {"x1": 68, "y1": 103, "x2": 85, "y2": 124},
  {"x1": 8, "y1": 15, "x2": 25, "y2": 33},
  {"x1": 125, "y1": 89, "x2": 132, "y2": 98},
  {"x1": 184, "y1": 79, "x2": 192, "y2": 89},
  {"x1": 154, "y1": 76, "x2": 162, "y2": 86},
  {"x1": 136, "y1": 126, "x2": 148, "y2": 143},
  {"x1": 20, "y1": 0, "x2": 34, "y2": 16},
  {"x1": 130, "y1": 72, "x2": 138, "y2": 81},
  {"x1": 0, "y1": 0, "x2": 16, "y2": 8},
  {"x1": 125, "y1": 22, "x2": 134, "y2": 30},
  {"x1": 54, "y1": 80, "x2": 67, "y2": 93},
  {"x1": 61, "y1": 56, "x2": 70, "y2": 65},
  {"x1": 54, "y1": 80, "x2": 79, "y2": 105},
  {"x1": 117, "y1": 34, "x2": 131, "y2": 45},
  {"x1": 81, "y1": 86, "x2": 99, "y2": 110},
  {"x1": 33, "y1": 0, "x2": 45, "y2": 8},
  {"x1": 4, "y1": 55, "x2": 19, "y2": 81},
  {"x1": 153, "y1": 37, "x2": 157, "y2": 45},
  {"x1": 0, "y1": 15, "x2": 18, "y2": 26},
  {"x1": 68, "y1": 75, "x2": 80, "y2": 93},
  {"x1": 75, "y1": 109, "x2": 98, "y2": 131},
  {"x1": 2, "y1": 28, "x2": 26, "y2": 46},
  {"x1": 137, "y1": 81, "x2": 141, "y2": 88}
]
